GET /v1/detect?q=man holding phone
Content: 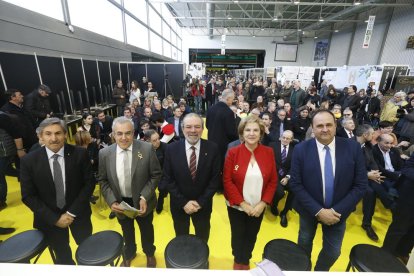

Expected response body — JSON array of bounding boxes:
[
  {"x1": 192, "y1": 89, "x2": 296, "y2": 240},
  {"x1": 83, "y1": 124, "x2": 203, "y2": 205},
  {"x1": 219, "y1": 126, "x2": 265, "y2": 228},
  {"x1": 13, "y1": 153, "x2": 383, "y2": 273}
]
[{"x1": 99, "y1": 117, "x2": 162, "y2": 267}]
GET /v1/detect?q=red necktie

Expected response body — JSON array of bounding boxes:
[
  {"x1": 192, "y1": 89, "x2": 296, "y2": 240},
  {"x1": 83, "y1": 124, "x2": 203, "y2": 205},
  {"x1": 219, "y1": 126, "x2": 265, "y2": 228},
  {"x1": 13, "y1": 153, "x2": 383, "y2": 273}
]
[{"x1": 189, "y1": 146, "x2": 197, "y2": 181}]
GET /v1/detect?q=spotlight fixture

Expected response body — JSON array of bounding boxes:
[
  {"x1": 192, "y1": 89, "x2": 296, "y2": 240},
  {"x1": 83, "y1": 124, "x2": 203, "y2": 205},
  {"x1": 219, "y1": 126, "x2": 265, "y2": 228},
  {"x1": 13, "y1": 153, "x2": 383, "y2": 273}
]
[
  {"x1": 319, "y1": 17, "x2": 324, "y2": 22},
  {"x1": 233, "y1": 0, "x2": 239, "y2": 3},
  {"x1": 272, "y1": 17, "x2": 278, "y2": 21},
  {"x1": 314, "y1": 36, "x2": 318, "y2": 39},
  {"x1": 293, "y1": 0, "x2": 300, "y2": 4},
  {"x1": 354, "y1": 0, "x2": 361, "y2": 6},
  {"x1": 334, "y1": 29, "x2": 339, "y2": 32},
  {"x1": 228, "y1": 16, "x2": 232, "y2": 20},
  {"x1": 297, "y1": 29, "x2": 302, "y2": 32}
]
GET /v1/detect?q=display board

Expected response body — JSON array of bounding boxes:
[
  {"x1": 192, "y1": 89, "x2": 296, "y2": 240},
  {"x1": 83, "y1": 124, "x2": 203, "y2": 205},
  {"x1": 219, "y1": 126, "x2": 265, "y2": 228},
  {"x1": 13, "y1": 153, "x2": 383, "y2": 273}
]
[
  {"x1": 110, "y1": 61, "x2": 120, "y2": 85},
  {"x1": 0, "y1": 52, "x2": 39, "y2": 94},
  {"x1": 64, "y1": 58, "x2": 85, "y2": 111},
  {"x1": 274, "y1": 43, "x2": 298, "y2": 62},
  {"x1": 83, "y1": 59, "x2": 100, "y2": 106},
  {"x1": 146, "y1": 64, "x2": 165, "y2": 98},
  {"x1": 38, "y1": 56, "x2": 67, "y2": 113}
]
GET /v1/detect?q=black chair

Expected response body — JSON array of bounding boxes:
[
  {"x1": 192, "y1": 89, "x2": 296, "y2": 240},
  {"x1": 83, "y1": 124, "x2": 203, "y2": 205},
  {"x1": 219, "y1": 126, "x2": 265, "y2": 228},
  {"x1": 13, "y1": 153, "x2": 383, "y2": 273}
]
[
  {"x1": 164, "y1": 235, "x2": 209, "y2": 269},
  {"x1": 263, "y1": 239, "x2": 311, "y2": 271},
  {"x1": 0, "y1": 230, "x2": 48, "y2": 263},
  {"x1": 346, "y1": 244, "x2": 409, "y2": 272},
  {"x1": 75, "y1": 230, "x2": 124, "y2": 266}
]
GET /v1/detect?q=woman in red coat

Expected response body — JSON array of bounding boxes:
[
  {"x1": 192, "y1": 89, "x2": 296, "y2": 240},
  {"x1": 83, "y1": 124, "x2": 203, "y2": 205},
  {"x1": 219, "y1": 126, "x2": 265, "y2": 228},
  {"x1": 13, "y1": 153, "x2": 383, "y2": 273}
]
[{"x1": 223, "y1": 116, "x2": 278, "y2": 270}]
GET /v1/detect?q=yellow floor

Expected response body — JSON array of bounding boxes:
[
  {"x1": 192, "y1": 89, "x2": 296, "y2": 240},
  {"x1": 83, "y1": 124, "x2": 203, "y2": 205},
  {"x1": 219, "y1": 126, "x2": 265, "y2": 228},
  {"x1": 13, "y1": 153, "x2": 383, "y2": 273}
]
[{"x1": 0, "y1": 174, "x2": 392, "y2": 271}]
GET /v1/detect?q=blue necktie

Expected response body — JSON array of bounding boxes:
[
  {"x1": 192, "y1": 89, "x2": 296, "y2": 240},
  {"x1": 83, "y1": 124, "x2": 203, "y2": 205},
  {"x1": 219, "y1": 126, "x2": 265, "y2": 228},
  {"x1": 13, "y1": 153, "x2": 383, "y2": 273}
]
[{"x1": 324, "y1": 145, "x2": 334, "y2": 207}]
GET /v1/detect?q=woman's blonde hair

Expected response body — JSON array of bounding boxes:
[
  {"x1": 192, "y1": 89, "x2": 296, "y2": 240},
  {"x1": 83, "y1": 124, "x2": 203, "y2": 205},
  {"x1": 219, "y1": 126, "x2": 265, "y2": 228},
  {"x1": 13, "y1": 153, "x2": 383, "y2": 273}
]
[
  {"x1": 238, "y1": 115, "x2": 265, "y2": 142},
  {"x1": 74, "y1": 131, "x2": 92, "y2": 147}
]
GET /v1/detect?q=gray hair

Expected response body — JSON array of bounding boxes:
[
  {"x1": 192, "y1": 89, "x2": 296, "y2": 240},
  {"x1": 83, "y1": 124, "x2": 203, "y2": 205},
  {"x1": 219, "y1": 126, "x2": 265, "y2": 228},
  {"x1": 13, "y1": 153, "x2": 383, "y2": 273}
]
[
  {"x1": 355, "y1": 124, "x2": 373, "y2": 137},
  {"x1": 38, "y1": 117, "x2": 67, "y2": 134},
  {"x1": 341, "y1": 117, "x2": 354, "y2": 127},
  {"x1": 112, "y1": 116, "x2": 134, "y2": 131},
  {"x1": 181, "y1": 113, "x2": 204, "y2": 129},
  {"x1": 394, "y1": 91, "x2": 407, "y2": 99},
  {"x1": 221, "y1": 89, "x2": 234, "y2": 101}
]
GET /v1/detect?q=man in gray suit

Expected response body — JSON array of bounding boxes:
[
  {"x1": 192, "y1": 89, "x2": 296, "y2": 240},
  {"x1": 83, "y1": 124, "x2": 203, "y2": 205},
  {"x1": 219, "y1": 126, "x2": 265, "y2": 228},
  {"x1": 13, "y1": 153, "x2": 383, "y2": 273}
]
[{"x1": 99, "y1": 117, "x2": 162, "y2": 267}]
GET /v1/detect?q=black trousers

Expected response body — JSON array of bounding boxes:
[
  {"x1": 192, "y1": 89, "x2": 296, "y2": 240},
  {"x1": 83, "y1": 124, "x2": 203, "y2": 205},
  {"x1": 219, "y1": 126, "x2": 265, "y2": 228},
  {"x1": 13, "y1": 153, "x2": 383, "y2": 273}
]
[
  {"x1": 362, "y1": 180, "x2": 396, "y2": 226},
  {"x1": 171, "y1": 204, "x2": 212, "y2": 243},
  {"x1": 383, "y1": 182, "x2": 414, "y2": 257},
  {"x1": 271, "y1": 182, "x2": 294, "y2": 215},
  {"x1": 41, "y1": 214, "x2": 92, "y2": 265},
  {"x1": 227, "y1": 206, "x2": 264, "y2": 265},
  {"x1": 118, "y1": 197, "x2": 156, "y2": 259}
]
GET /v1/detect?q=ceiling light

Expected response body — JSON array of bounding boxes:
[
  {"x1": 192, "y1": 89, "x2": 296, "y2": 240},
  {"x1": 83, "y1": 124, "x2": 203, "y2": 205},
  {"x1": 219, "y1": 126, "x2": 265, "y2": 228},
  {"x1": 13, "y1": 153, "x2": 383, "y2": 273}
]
[
  {"x1": 233, "y1": 0, "x2": 239, "y2": 3},
  {"x1": 228, "y1": 16, "x2": 232, "y2": 20},
  {"x1": 319, "y1": 17, "x2": 324, "y2": 22},
  {"x1": 314, "y1": 36, "x2": 318, "y2": 39},
  {"x1": 297, "y1": 29, "x2": 302, "y2": 32},
  {"x1": 273, "y1": 17, "x2": 278, "y2": 21},
  {"x1": 261, "y1": 28, "x2": 265, "y2": 31},
  {"x1": 253, "y1": 35, "x2": 256, "y2": 37},
  {"x1": 294, "y1": 0, "x2": 300, "y2": 4},
  {"x1": 365, "y1": 20, "x2": 369, "y2": 23},
  {"x1": 334, "y1": 29, "x2": 339, "y2": 32},
  {"x1": 354, "y1": 0, "x2": 361, "y2": 5}
]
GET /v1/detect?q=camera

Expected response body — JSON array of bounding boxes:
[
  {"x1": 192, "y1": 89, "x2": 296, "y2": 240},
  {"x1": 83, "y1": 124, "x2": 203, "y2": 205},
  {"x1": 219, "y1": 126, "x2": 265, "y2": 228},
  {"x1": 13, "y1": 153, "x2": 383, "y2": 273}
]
[{"x1": 396, "y1": 105, "x2": 413, "y2": 118}]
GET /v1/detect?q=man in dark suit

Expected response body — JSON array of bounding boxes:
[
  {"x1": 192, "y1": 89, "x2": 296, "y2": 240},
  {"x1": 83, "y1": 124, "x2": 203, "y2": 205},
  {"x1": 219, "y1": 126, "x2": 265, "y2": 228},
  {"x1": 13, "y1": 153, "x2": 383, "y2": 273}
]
[
  {"x1": 205, "y1": 77, "x2": 216, "y2": 109},
  {"x1": 163, "y1": 113, "x2": 221, "y2": 242},
  {"x1": 269, "y1": 130, "x2": 296, "y2": 227},
  {"x1": 272, "y1": 109, "x2": 292, "y2": 138},
  {"x1": 383, "y1": 153, "x2": 414, "y2": 264},
  {"x1": 372, "y1": 133, "x2": 404, "y2": 199},
  {"x1": 166, "y1": 106, "x2": 184, "y2": 140},
  {"x1": 341, "y1": 85, "x2": 360, "y2": 115},
  {"x1": 94, "y1": 109, "x2": 113, "y2": 145},
  {"x1": 290, "y1": 109, "x2": 367, "y2": 271},
  {"x1": 99, "y1": 117, "x2": 162, "y2": 267},
  {"x1": 206, "y1": 89, "x2": 238, "y2": 191},
  {"x1": 336, "y1": 117, "x2": 356, "y2": 139},
  {"x1": 20, "y1": 118, "x2": 94, "y2": 264}
]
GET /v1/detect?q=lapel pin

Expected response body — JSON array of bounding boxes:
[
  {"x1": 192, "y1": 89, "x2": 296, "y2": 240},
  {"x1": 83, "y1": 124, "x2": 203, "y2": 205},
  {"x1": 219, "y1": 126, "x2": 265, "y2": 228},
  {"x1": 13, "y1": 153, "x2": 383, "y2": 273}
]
[
  {"x1": 234, "y1": 165, "x2": 239, "y2": 171},
  {"x1": 137, "y1": 152, "x2": 143, "y2": 159}
]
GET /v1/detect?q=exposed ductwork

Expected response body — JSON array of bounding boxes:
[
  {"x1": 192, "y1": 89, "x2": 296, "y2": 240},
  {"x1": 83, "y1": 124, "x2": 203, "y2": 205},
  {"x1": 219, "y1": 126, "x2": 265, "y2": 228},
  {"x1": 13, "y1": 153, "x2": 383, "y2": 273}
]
[
  {"x1": 206, "y1": 2, "x2": 215, "y2": 39},
  {"x1": 283, "y1": 0, "x2": 382, "y2": 41}
]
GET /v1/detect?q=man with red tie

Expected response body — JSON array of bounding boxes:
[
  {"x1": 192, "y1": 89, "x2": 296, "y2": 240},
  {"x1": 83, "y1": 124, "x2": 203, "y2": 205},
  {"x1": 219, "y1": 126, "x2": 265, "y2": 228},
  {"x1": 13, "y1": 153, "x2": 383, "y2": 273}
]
[{"x1": 162, "y1": 113, "x2": 221, "y2": 242}]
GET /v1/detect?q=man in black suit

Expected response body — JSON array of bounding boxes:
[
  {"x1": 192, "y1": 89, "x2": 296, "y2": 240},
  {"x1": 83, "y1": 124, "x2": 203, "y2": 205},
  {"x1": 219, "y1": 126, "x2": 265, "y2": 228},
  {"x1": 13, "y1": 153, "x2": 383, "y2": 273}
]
[
  {"x1": 94, "y1": 109, "x2": 113, "y2": 145},
  {"x1": 383, "y1": 153, "x2": 414, "y2": 264},
  {"x1": 20, "y1": 118, "x2": 94, "y2": 264},
  {"x1": 336, "y1": 117, "x2": 356, "y2": 139},
  {"x1": 341, "y1": 85, "x2": 360, "y2": 115},
  {"x1": 163, "y1": 113, "x2": 221, "y2": 242},
  {"x1": 205, "y1": 77, "x2": 216, "y2": 109},
  {"x1": 206, "y1": 89, "x2": 238, "y2": 191},
  {"x1": 269, "y1": 130, "x2": 296, "y2": 227},
  {"x1": 272, "y1": 109, "x2": 292, "y2": 138},
  {"x1": 372, "y1": 133, "x2": 404, "y2": 200},
  {"x1": 166, "y1": 106, "x2": 184, "y2": 140}
]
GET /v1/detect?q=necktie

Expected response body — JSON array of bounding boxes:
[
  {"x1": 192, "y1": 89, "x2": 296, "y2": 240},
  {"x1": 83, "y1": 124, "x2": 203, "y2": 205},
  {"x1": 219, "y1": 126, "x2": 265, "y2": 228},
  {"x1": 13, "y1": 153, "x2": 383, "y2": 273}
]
[
  {"x1": 279, "y1": 123, "x2": 284, "y2": 137},
  {"x1": 52, "y1": 154, "x2": 65, "y2": 209},
  {"x1": 349, "y1": 131, "x2": 353, "y2": 138},
  {"x1": 189, "y1": 146, "x2": 197, "y2": 181},
  {"x1": 324, "y1": 145, "x2": 334, "y2": 207},
  {"x1": 123, "y1": 150, "x2": 132, "y2": 196},
  {"x1": 279, "y1": 145, "x2": 287, "y2": 176}
]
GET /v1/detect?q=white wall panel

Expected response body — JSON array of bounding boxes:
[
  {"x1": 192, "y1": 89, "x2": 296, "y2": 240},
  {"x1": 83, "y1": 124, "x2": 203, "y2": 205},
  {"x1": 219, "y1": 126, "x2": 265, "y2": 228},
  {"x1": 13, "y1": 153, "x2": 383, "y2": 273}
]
[
  {"x1": 327, "y1": 31, "x2": 352, "y2": 66},
  {"x1": 348, "y1": 23, "x2": 386, "y2": 66},
  {"x1": 380, "y1": 7, "x2": 414, "y2": 69}
]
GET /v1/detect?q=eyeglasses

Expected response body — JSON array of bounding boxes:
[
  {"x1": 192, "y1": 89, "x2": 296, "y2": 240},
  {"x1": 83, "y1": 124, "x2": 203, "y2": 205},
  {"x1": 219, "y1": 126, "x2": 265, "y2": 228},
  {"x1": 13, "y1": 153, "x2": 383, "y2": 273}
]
[{"x1": 343, "y1": 114, "x2": 352, "y2": 116}]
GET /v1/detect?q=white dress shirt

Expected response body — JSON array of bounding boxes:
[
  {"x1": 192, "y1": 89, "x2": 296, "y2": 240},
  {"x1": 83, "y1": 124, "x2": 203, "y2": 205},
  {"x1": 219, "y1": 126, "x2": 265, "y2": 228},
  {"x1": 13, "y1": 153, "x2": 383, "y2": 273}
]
[
  {"x1": 243, "y1": 162, "x2": 263, "y2": 207},
  {"x1": 116, "y1": 144, "x2": 133, "y2": 197},
  {"x1": 315, "y1": 138, "x2": 336, "y2": 202},
  {"x1": 380, "y1": 149, "x2": 395, "y2": 172}
]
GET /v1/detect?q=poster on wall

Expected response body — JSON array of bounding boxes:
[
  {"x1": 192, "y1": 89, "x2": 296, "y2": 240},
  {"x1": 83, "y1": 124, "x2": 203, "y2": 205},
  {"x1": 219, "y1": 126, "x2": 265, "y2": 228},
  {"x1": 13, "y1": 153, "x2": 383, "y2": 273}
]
[
  {"x1": 298, "y1": 67, "x2": 315, "y2": 88},
  {"x1": 391, "y1": 66, "x2": 409, "y2": 89},
  {"x1": 325, "y1": 66, "x2": 378, "y2": 91},
  {"x1": 313, "y1": 39, "x2": 329, "y2": 61},
  {"x1": 394, "y1": 76, "x2": 414, "y2": 93},
  {"x1": 187, "y1": 63, "x2": 205, "y2": 79},
  {"x1": 379, "y1": 66, "x2": 396, "y2": 92}
]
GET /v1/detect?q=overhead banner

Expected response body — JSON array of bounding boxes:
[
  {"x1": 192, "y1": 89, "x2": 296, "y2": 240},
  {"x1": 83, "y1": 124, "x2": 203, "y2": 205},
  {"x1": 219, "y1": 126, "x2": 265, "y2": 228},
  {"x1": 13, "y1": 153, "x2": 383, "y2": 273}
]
[{"x1": 363, "y1": 16, "x2": 375, "y2": 48}]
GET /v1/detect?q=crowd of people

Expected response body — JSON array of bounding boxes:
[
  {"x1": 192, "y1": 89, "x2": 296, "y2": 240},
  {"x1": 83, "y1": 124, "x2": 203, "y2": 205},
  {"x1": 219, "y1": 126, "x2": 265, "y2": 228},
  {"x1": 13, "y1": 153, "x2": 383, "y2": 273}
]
[{"x1": 0, "y1": 74, "x2": 414, "y2": 270}]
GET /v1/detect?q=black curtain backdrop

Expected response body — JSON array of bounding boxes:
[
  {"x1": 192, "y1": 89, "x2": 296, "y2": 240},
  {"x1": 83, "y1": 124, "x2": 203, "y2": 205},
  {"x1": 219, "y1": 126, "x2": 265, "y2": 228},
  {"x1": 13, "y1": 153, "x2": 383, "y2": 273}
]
[{"x1": 83, "y1": 59, "x2": 100, "y2": 106}]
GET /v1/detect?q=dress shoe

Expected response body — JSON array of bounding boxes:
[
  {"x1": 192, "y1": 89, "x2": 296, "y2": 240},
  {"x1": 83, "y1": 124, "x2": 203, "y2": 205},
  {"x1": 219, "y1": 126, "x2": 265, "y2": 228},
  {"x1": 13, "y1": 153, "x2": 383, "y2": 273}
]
[
  {"x1": 0, "y1": 227, "x2": 16, "y2": 235},
  {"x1": 156, "y1": 198, "x2": 164, "y2": 214},
  {"x1": 233, "y1": 262, "x2": 249, "y2": 270},
  {"x1": 0, "y1": 201, "x2": 7, "y2": 211},
  {"x1": 109, "y1": 211, "x2": 116, "y2": 219},
  {"x1": 146, "y1": 256, "x2": 156, "y2": 268},
  {"x1": 362, "y1": 225, "x2": 379, "y2": 242},
  {"x1": 280, "y1": 214, "x2": 288, "y2": 228},
  {"x1": 120, "y1": 253, "x2": 136, "y2": 267}
]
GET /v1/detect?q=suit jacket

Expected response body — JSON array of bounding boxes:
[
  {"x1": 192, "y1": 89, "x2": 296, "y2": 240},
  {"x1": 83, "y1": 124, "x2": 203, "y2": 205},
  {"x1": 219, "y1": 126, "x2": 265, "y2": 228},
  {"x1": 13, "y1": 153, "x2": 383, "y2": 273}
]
[
  {"x1": 336, "y1": 127, "x2": 356, "y2": 139},
  {"x1": 98, "y1": 140, "x2": 162, "y2": 218},
  {"x1": 166, "y1": 116, "x2": 184, "y2": 139},
  {"x1": 223, "y1": 144, "x2": 277, "y2": 206},
  {"x1": 372, "y1": 145, "x2": 403, "y2": 181},
  {"x1": 162, "y1": 139, "x2": 221, "y2": 211},
  {"x1": 289, "y1": 137, "x2": 367, "y2": 219},
  {"x1": 20, "y1": 144, "x2": 94, "y2": 229},
  {"x1": 269, "y1": 141, "x2": 295, "y2": 179},
  {"x1": 205, "y1": 83, "x2": 214, "y2": 101},
  {"x1": 206, "y1": 102, "x2": 238, "y2": 156}
]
